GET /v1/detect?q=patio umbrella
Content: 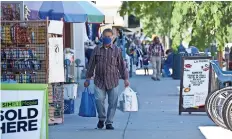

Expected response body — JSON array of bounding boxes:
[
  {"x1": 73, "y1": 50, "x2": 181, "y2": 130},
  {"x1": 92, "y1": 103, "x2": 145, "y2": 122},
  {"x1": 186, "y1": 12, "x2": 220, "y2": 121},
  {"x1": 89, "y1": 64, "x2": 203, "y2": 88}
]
[{"x1": 24, "y1": 1, "x2": 105, "y2": 23}]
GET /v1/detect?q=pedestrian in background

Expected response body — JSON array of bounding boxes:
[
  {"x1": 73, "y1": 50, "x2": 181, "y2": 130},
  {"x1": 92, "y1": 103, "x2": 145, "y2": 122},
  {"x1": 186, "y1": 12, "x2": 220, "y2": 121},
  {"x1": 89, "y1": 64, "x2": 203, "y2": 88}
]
[
  {"x1": 84, "y1": 28, "x2": 130, "y2": 130},
  {"x1": 134, "y1": 40, "x2": 143, "y2": 69},
  {"x1": 163, "y1": 49, "x2": 174, "y2": 77},
  {"x1": 113, "y1": 28, "x2": 127, "y2": 59},
  {"x1": 148, "y1": 36, "x2": 164, "y2": 81},
  {"x1": 143, "y1": 55, "x2": 149, "y2": 75}
]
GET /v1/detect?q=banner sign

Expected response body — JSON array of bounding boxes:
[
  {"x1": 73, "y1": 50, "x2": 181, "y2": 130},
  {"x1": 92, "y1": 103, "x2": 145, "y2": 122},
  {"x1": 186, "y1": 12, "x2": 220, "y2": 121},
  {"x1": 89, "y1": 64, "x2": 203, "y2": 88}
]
[
  {"x1": 49, "y1": 38, "x2": 65, "y2": 83},
  {"x1": 179, "y1": 56, "x2": 211, "y2": 115},
  {"x1": 1, "y1": 84, "x2": 48, "y2": 139}
]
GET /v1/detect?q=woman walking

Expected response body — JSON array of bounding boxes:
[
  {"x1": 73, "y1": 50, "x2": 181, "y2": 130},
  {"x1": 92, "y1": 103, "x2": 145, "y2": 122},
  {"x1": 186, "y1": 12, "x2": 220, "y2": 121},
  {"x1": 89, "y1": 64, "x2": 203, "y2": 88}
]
[{"x1": 148, "y1": 36, "x2": 164, "y2": 81}]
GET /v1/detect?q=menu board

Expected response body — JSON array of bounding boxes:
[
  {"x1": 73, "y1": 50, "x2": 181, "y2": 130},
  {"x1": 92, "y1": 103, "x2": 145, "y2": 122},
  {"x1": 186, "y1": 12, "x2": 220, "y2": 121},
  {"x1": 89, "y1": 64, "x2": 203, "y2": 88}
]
[{"x1": 179, "y1": 57, "x2": 211, "y2": 115}]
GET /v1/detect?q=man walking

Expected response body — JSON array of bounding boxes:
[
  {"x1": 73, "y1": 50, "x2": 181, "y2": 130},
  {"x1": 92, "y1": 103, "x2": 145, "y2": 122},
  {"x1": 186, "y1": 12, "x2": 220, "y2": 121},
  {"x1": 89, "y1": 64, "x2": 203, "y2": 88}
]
[
  {"x1": 84, "y1": 28, "x2": 130, "y2": 130},
  {"x1": 148, "y1": 36, "x2": 164, "y2": 81}
]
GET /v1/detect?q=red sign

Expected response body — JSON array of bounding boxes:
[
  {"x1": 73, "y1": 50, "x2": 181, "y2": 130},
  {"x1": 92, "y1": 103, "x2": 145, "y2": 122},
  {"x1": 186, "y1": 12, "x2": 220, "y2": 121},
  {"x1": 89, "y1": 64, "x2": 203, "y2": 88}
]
[{"x1": 185, "y1": 64, "x2": 192, "y2": 68}]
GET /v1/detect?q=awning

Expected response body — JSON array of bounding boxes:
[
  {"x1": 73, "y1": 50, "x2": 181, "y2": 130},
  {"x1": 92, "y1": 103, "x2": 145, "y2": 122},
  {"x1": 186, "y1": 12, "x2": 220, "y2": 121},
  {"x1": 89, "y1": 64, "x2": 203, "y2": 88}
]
[{"x1": 24, "y1": 1, "x2": 105, "y2": 23}]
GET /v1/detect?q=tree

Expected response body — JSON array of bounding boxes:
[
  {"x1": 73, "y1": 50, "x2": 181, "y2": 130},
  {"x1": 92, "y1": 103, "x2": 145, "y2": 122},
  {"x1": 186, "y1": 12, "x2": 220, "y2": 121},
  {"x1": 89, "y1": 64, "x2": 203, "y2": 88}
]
[{"x1": 119, "y1": 1, "x2": 232, "y2": 52}]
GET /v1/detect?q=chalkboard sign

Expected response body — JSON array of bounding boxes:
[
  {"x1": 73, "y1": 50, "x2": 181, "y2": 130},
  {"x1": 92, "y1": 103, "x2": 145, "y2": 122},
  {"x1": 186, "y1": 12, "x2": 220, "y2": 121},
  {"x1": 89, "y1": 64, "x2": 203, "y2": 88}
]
[{"x1": 179, "y1": 56, "x2": 212, "y2": 115}]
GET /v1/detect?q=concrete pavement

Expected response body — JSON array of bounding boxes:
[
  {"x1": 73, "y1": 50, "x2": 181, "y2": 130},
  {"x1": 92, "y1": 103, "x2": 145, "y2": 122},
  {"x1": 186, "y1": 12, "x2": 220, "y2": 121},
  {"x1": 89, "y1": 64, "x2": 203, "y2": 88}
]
[{"x1": 49, "y1": 75, "x2": 215, "y2": 139}]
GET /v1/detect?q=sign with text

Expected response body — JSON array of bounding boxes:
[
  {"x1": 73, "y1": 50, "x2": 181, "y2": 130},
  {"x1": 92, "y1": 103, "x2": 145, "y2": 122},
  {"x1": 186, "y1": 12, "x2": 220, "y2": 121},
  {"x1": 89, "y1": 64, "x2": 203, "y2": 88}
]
[
  {"x1": 49, "y1": 38, "x2": 65, "y2": 83},
  {"x1": 1, "y1": 84, "x2": 48, "y2": 139},
  {"x1": 179, "y1": 57, "x2": 211, "y2": 115}
]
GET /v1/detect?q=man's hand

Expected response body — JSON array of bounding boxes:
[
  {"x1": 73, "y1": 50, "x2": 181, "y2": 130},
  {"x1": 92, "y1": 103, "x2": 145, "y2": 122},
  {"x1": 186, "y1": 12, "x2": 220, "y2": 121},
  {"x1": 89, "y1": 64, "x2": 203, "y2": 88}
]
[
  {"x1": 124, "y1": 80, "x2": 130, "y2": 87},
  {"x1": 84, "y1": 80, "x2": 90, "y2": 87}
]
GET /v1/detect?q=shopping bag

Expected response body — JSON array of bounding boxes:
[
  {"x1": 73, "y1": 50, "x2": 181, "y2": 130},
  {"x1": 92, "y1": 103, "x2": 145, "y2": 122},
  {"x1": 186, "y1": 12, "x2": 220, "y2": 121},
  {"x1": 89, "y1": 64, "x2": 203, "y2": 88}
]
[
  {"x1": 78, "y1": 88, "x2": 96, "y2": 117},
  {"x1": 130, "y1": 87, "x2": 140, "y2": 110},
  {"x1": 117, "y1": 87, "x2": 139, "y2": 112}
]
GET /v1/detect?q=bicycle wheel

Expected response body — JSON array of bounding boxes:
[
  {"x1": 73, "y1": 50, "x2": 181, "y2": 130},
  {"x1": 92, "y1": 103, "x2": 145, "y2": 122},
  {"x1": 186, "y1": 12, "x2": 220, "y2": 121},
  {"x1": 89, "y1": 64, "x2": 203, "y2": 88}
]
[
  {"x1": 208, "y1": 87, "x2": 232, "y2": 128},
  {"x1": 205, "y1": 78, "x2": 220, "y2": 119},
  {"x1": 206, "y1": 87, "x2": 231, "y2": 122},
  {"x1": 205, "y1": 89, "x2": 220, "y2": 121},
  {"x1": 222, "y1": 93, "x2": 232, "y2": 131}
]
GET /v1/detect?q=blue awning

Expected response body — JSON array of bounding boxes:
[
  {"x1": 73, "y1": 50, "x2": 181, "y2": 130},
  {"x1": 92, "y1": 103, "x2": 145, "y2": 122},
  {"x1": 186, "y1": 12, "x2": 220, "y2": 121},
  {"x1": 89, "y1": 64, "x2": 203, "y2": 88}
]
[{"x1": 24, "y1": 1, "x2": 104, "y2": 23}]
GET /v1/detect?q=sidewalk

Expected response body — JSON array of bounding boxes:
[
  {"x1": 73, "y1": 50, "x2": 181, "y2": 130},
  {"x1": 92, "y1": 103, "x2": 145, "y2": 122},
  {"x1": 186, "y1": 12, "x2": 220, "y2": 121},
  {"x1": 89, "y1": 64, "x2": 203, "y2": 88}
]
[{"x1": 49, "y1": 75, "x2": 214, "y2": 139}]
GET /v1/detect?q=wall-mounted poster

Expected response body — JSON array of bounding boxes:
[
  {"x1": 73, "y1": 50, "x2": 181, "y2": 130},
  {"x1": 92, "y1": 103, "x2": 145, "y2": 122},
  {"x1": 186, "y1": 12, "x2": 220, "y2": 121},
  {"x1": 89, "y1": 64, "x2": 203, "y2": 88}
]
[
  {"x1": 1, "y1": 84, "x2": 48, "y2": 139},
  {"x1": 49, "y1": 38, "x2": 65, "y2": 83},
  {"x1": 1, "y1": 3, "x2": 20, "y2": 20},
  {"x1": 179, "y1": 56, "x2": 211, "y2": 115}
]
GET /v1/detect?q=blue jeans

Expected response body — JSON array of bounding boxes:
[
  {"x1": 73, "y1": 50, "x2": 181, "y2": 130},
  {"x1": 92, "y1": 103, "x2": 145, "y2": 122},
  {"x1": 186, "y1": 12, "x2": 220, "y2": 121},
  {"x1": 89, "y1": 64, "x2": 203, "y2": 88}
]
[
  {"x1": 163, "y1": 64, "x2": 171, "y2": 77},
  {"x1": 94, "y1": 86, "x2": 119, "y2": 124}
]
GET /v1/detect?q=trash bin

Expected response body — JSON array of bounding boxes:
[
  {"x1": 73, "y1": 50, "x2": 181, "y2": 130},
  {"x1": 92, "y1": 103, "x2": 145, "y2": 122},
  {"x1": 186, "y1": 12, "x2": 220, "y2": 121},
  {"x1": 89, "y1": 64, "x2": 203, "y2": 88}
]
[
  {"x1": 172, "y1": 53, "x2": 182, "y2": 80},
  {"x1": 172, "y1": 44, "x2": 187, "y2": 79}
]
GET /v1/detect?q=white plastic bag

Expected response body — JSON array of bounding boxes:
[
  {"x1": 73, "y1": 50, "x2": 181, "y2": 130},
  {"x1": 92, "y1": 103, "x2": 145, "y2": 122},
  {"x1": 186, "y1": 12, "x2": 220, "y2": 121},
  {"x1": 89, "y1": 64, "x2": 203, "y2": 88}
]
[
  {"x1": 63, "y1": 83, "x2": 78, "y2": 99},
  {"x1": 117, "y1": 87, "x2": 138, "y2": 112}
]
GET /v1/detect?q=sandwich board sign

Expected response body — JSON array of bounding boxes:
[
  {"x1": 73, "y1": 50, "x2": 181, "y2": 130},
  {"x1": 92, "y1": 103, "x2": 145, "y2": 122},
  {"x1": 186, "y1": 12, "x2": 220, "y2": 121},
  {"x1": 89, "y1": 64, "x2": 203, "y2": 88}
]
[
  {"x1": 179, "y1": 56, "x2": 212, "y2": 115},
  {"x1": 1, "y1": 84, "x2": 48, "y2": 139}
]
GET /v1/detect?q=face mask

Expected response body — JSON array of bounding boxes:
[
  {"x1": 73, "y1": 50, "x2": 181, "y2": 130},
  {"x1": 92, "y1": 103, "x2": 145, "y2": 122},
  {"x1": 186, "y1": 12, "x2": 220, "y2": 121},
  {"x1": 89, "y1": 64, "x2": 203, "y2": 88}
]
[{"x1": 103, "y1": 37, "x2": 112, "y2": 45}]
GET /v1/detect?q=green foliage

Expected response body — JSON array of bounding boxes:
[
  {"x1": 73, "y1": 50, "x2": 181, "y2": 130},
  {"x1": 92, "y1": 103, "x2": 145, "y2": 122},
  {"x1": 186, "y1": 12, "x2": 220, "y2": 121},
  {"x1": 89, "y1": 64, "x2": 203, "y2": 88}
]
[{"x1": 119, "y1": 1, "x2": 232, "y2": 51}]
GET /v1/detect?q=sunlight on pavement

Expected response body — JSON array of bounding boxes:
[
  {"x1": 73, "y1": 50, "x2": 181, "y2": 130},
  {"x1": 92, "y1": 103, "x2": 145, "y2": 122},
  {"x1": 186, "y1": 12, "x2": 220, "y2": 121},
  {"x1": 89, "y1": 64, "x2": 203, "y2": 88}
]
[
  {"x1": 135, "y1": 69, "x2": 153, "y2": 75},
  {"x1": 135, "y1": 69, "x2": 173, "y2": 76},
  {"x1": 199, "y1": 126, "x2": 232, "y2": 139}
]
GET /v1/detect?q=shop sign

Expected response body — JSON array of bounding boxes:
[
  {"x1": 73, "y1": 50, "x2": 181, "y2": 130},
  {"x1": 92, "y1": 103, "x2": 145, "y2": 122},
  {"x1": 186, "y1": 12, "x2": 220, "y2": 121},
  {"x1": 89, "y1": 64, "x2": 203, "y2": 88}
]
[
  {"x1": 49, "y1": 38, "x2": 65, "y2": 83},
  {"x1": 1, "y1": 84, "x2": 48, "y2": 139},
  {"x1": 179, "y1": 56, "x2": 212, "y2": 115},
  {"x1": 182, "y1": 59, "x2": 210, "y2": 108}
]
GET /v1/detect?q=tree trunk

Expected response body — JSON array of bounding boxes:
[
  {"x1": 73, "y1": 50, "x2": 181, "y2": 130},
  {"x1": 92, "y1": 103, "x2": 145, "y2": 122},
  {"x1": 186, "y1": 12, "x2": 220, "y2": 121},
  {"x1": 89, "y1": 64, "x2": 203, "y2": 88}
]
[
  {"x1": 162, "y1": 36, "x2": 166, "y2": 50},
  {"x1": 217, "y1": 50, "x2": 223, "y2": 68}
]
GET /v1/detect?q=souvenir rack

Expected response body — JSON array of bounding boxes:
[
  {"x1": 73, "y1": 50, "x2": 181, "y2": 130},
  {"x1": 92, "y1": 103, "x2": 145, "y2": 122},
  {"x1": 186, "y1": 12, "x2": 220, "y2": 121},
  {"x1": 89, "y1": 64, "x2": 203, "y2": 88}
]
[
  {"x1": 0, "y1": 19, "x2": 64, "y2": 125},
  {"x1": 1, "y1": 20, "x2": 48, "y2": 83}
]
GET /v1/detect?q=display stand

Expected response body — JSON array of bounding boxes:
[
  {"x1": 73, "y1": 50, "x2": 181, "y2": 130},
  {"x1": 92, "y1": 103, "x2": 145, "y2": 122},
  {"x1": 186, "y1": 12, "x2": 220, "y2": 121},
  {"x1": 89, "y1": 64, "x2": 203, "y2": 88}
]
[
  {"x1": 1, "y1": 19, "x2": 65, "y2": 125},
  {"x1": 46, "y1": 18, "x2": 65, "y2": 125},
  {"x1": 179, "y1": 56, "x2": 212, "y2": 115},
  {"x1": 1, "y1": 20, "x2": 49, "y2": 83}
]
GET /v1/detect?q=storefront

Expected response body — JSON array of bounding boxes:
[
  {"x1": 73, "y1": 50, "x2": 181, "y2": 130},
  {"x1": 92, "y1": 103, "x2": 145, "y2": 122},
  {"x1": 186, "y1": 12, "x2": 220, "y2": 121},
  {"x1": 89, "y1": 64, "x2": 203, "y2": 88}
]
[{"x1": 1, "y1": 1, "x2": 108, "y2": 128}]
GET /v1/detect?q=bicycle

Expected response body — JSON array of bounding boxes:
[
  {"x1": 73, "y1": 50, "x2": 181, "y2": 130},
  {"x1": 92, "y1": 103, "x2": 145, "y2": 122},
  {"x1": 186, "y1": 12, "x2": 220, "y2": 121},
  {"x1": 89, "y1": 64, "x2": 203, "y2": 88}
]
[{"x1": 205, "y1": 60, "x2": 232, "y2": 129}]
